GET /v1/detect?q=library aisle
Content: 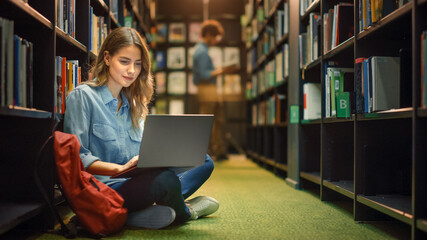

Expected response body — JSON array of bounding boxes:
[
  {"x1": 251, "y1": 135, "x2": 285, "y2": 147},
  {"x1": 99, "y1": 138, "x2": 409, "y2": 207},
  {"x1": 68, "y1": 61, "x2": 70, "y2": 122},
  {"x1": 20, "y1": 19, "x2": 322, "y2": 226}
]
[{"x1": 28, "y1": 155, "x2": 406, "y2": 240}]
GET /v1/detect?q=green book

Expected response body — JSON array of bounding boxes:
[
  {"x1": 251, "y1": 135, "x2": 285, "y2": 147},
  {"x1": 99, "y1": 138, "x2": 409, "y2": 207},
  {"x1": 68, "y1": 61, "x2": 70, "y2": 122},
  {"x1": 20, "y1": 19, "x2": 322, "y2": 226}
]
[
  {"x1": 124, "y1": 16, "x2": 133, "y2": 28},
  {"x1": 330, "y1": 69, "x2": 341, "y2": 116},
  {"x1": 336, "y1": 92, "x2": 350, "y2": 118}
]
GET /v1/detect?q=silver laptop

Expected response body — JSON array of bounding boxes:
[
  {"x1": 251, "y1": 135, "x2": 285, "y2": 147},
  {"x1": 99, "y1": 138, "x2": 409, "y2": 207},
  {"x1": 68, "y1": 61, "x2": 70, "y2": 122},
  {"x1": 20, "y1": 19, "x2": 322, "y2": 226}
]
[{"x1": 111, "y1": 114, "x2": 214, "y2": 178}]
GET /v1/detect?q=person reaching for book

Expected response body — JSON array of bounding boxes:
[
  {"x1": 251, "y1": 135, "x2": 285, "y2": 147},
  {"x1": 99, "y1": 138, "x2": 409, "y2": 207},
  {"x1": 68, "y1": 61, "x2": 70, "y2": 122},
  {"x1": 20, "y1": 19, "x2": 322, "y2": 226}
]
[{"x1": 64, "y1": 27, "x2": 219, "y2": 229}]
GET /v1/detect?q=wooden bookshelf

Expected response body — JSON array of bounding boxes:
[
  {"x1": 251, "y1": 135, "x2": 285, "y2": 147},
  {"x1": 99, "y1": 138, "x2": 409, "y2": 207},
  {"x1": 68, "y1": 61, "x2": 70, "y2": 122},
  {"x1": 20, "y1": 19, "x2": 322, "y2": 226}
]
[
  {"x1": 357, "y1": 194, "x2": 413, "y2": 225},
  {"x1": 244, "y1": 0, "x2": 290, "y2": 176},
  {"x1": 323, "y1": 180, "x2": 354, "y2": 199},
  {"x1": 245, "y1": 0, "x2": 427, "y2": 238},
  {"x1": 0, "y1": 0, "x2": 154, "y2": 236}
]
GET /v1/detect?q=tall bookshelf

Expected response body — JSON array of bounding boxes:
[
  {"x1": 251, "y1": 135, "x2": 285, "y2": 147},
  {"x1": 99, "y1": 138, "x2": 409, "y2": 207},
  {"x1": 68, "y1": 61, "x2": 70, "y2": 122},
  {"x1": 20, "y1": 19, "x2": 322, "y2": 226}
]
[
  {"x1": 245, "y1": 0, "x2": 427, "y2": 238},
  {"x1": 0, "y1": 0, "x2": 154, "y2": 235},
  {"x1": 244, "y1": 0, "x2": 289, "y2": 173}
]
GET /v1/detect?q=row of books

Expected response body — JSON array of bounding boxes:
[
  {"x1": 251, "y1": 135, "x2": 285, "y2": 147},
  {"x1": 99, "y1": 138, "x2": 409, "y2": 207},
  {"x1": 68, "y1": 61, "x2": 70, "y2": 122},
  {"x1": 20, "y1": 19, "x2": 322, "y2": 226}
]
[
  {"x1": 155, "y1": 71, "x2": 242, "y2": 96},
  {"x1": 154, "y1": 22, "x2": 201, "y2": 44},
  {"x1": 355, "y1": 56, "x2": 406, "y2": 114},
  {"x1": 0, "y1": 18, "x2": 34, "y2": 108},
  {"x1": 155, "y1": 46, "x2": 240, "y2": 70},
  {"x1": 422, "y1": 30, "x2": 427, "y2": 108},
  {"x1": 56, "y1": 0, "x2": 76, "y2": 37},
  {"x1": 323, "y1": 3, "x2": 354, "y2": 54},
  {"x1": 245, "y1": 3, "x2": 289, "y2": 60},
  {"x1": 89, "y1": 7, "x2": 108, "y2": 55},
  {"x1": 251, "y1": 94, "x2": 286, "y2": 126},
  {"x1": 55, "y1": 57, "x2": 81, "y2": 114},
  {"x1": 358, "y1": 0, "x2": 408, "y2": 33},
  {"x1": 247, "y1": 45, "x2": 289, "y2": 99}
]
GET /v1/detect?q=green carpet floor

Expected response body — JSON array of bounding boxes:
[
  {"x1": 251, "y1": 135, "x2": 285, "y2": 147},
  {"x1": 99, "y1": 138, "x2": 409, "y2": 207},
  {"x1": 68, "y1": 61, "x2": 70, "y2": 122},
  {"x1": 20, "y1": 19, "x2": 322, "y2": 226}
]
[{"x1": 32, "y1": 155, "x2": 409, "y2": 239}]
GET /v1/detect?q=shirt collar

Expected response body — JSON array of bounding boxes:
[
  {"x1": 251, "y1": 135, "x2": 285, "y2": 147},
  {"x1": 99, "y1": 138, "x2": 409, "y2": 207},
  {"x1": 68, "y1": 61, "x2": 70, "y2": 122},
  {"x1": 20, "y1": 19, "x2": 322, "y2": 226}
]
[{"x1": 99, "y1": 85, "x2": 129, "y2": 109}]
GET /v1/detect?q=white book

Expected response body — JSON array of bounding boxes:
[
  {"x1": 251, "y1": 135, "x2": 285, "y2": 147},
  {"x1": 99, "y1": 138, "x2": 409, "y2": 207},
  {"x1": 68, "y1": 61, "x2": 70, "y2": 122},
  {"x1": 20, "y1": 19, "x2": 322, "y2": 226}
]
[
  {"x1": 223, "y1": 47, "x2": 240, "y2": 67},
  {"x1": 303, "y1": 83, "x2": 321, "y2": 120},
  {"x1": 167, "y1": 47, "x2": 185, "y2": 69},
  {"x1": 167, "y1": 71, "x2": 186, "y2": 95},
  {"x1": 169, "y1": 99, "x2": 184, "y2": 114}
]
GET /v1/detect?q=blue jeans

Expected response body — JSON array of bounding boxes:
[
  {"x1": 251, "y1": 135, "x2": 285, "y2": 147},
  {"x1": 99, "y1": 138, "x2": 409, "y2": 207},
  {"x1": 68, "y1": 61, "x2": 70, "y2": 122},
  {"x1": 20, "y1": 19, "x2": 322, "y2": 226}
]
[{"x1": 111, "y1": 154, "x2": 214, "y2": 222}]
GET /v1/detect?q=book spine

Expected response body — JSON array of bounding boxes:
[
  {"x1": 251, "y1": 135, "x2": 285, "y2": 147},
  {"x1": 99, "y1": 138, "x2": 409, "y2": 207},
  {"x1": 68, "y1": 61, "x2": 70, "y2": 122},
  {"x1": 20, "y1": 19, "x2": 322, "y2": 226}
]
[
  {"x1": 355, "y1": 58, "x2": 365, "y2": 113},
  {"x1": 422, "y1": 31, "x2": 427, "y2": 107}
]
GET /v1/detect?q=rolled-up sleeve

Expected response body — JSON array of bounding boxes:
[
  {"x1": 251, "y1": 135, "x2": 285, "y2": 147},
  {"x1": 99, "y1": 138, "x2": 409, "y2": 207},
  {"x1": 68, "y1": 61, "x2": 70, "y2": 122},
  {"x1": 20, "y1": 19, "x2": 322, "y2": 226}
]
[{"x1": 64, "y1": 89, "x2": 99, "y2": 169}]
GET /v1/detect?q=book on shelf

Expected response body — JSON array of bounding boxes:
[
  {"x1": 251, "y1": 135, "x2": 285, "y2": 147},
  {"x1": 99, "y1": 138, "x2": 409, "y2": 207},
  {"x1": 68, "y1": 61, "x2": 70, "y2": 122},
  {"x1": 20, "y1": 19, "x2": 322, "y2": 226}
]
[
  {"x1": 275, "y1": 51, "x2": 283, "y2": 84},
  {"x1": 224, "y1": 47, "x2": 240, "y2": 68},
  {"x1": 169, "y1": 98, "x2": 185, "y2": 114},
  {"x1": 324, "y1": 3, "x2": 354, "y2": 52},
  {"x1": 55, "y1": 56, "x2": 81, "y2": 113},
  {"x1": 275, "y1": 3, "x2": 289, "y2": 40},
  {"x1": 336, "y1": 91, "x2": 352, "y2": 118},
  {"x1": 168, "y1": 23, "x2": 186, "y2": 43},
  {"x1": 309, "y1": 12, "x2": 321, "y2": 62},
  {"x1": 299, "y1": 32, "x2": 308, "y2": 68},
  {"x1": 187, "y1": 73, "x2": 197, "y2": 95},
  {"x1": 167, "y1": 47, "x2": 185, "y2": 69},
  {"x1": 223, "y1": 74, "x2": 241, "y2": 95},
  {"x1": 422, "y1": 30, "x2": 427, "y2": 108},
  {"x1": 355, "y1": 57, "x2": 366, "y2": 113},
  {"x1": 359, "y1": 0, "x2": 397, "y2": 32},
  {"x1": 154, "y1": 98, "x2": 167, "y2": 114},
  {"x1": 208, "y1": 47, "x2": 223, "y2": 68},
  {"x1": 371, "y1": 56, "x2": 400, "y2": 112},
  {"x1": 188, "y1": 22, "x2": 202, "y2": 43},
  {"x1": 155, "y1": 72, "x2": 166, "y2": 94},
  {"x1": 187, "y1": 47, "x2": 195, "y2": 69},
  {"x1": 124, "y1": 16, "x2": 133, "y2": 28},
  {"x1": 266, "y1": 60, "x2": 275, "y2": 88},
  {"x1": 359, "y1": 56, "x2": 401, "y2": 113},
  {"x1": 156, "y1": 23, "x2": 168, "y2": 43},
  {"x1": 246, "y1": 81, "x2": 252, "y2": 100},
  {"x1": 56, "y1": 0, "x2": 76, "y2": 37},
  {"x1": 303, "y1": 82, "x2": 321, "y2": 120},
  {"x1": 325, "y1": 67, "x2": 354, "y2": 117},
  {"x1": 0, "y1": 17, "x2": 35, "y2": 109},
  {"x1": 111, "y1": 0, "x2": 119, "y2": 20},
  {"x1": 167, "y1": 71, "x2": 186, "y2": 95},
  {"x1": 155, "y1": 51, "x2": 166, "y2": 69},
  {"x1": 89, "y1": 8, "x2": 108, "y2": 55}
]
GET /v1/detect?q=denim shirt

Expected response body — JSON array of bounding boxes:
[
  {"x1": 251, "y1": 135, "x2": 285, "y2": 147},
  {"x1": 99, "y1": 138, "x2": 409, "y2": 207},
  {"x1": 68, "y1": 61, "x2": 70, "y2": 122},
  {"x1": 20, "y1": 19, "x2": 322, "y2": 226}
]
[
  {"x1": 193, "y1": 42, "x2": 215, "y2": 85},
  {"x1": 64, "y1": 84, "x2": 144, "y2": 186}
]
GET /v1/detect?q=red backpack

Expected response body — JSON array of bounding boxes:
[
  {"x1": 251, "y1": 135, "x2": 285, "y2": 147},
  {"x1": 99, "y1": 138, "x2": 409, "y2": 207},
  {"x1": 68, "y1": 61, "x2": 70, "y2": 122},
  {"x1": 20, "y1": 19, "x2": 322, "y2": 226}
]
[{"x1": 52, "y1": 131, "x2": 127, "y2": 236}]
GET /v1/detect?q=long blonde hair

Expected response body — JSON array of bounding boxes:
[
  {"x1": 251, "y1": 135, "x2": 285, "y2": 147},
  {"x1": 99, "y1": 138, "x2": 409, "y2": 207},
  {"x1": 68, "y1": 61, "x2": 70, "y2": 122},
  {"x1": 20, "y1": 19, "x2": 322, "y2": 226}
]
[{"x1": 86, "y1": 27, "x2": 153, "y2": 128}]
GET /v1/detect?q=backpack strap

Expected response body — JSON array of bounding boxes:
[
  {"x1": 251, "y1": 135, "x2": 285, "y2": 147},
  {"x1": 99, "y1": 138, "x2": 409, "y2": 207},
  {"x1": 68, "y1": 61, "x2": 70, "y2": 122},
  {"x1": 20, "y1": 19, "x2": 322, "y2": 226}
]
[{"x1": 34, "y1": 134, "x2": 77, "y2": 239}]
